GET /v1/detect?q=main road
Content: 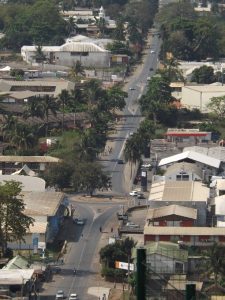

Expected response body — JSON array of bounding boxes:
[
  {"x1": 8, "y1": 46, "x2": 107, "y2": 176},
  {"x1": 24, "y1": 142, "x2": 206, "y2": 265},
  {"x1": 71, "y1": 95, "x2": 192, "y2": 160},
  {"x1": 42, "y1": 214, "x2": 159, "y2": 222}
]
[
  {"x1": 41, "y1": 31, "x2": 161, "y2": 300},
  {"x1": 101, "y1": 31, "x2": 161, "y2": 195}
]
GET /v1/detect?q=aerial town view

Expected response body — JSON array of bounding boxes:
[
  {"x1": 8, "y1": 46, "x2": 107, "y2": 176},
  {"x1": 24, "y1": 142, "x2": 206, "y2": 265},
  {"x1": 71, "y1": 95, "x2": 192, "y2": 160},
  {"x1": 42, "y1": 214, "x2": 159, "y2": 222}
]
[{"x1": 1, "y1": 0, "x2": 225, "y2": 299}]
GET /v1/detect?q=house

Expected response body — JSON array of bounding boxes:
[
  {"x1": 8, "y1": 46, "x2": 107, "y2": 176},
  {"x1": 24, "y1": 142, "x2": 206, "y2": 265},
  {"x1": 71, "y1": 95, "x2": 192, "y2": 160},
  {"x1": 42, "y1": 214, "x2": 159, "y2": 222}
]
[
  {"x1": 165, "y1": 128, "x2": 212, "y2": 144},
  {"x1": 8, "y1": 191, "x2": 67, "y2": 250},
  {"x1": 158, "y1": 151, "x2": 221, "y2": 181},
  {"x1": 184, "y1": 146, "x2": 225, "y2": 163},
  {"x1": 132, "y1": 242, "x2": 188, "y2": 275},
  {"x1": 154, "y1": 162, "x2": 203, "y2": 182},
  {"x1": 0, "y1": 175, "x2": 46, "y2": 191},
  {"x1": 0, "y1": 155, "x2": 61, "y2": 175},
  {"x1": 146, "y1": 204, "x2": 197, "y2": 227},
  {"x1": 0, "y1": 269, "x2": 35, "y2": 298},
  {"x1": 21, "y1": 37, "x2": 111, "y2": 68},
  {"x1": 0, "y1": 79, "x2": 75, "y2": 102},
  {"x1": 148, "y1": 180, "x2": 209, "y2": 225},
  {"x1": 144, "y1": 225, "x2": 225, "y2": 246}
]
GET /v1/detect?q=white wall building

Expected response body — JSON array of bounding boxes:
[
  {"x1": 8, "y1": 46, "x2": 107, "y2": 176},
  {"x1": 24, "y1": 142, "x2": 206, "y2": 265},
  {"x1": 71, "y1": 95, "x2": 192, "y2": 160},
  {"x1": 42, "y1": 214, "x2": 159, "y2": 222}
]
[
  {"x1": 21, "y1": 39, "x2": 111, "y2": 68},
  {"x1": 181, "y1": 84, "x2": 225, "y2": 112}
]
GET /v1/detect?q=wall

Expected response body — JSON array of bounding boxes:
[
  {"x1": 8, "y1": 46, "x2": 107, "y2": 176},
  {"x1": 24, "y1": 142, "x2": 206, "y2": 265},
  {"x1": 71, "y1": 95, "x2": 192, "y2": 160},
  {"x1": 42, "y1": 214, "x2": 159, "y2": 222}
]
[
  {"x1": 56, "y1": 51, "x2": 110, "y2": 68},
  {"x1": 147, "y1": 253, "x2": 186, "y2": 274}
]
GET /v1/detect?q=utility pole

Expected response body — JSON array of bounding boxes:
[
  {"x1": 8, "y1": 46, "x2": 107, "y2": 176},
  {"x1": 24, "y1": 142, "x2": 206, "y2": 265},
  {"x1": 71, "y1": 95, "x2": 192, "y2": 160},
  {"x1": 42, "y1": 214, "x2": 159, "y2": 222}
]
[{"x1": 136, "y1": 248, "x2": 146, "y2": 300}]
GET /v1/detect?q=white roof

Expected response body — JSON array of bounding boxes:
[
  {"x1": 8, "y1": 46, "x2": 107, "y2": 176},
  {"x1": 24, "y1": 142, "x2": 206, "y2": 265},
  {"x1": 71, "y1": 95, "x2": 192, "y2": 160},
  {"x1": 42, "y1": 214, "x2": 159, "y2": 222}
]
[
  {"x1": 215, "y1": 195, "x2": 225, "y2": 215},
  {"x1": 158, "y1": 150, "x2": 221, "y2": 168},
  {"x1": 0, "y1": 269, "x2": 34, "y2": 285},
  {"x1": 184, "y1": 146, "x2": 225, "y2": 162},
  {"x1": 60, "y1": 42, "x2": 108, "y2": 52},
  {"x1": 147, "y1": 204, "x2": 197, "y2": 220},
  {"x1": 182, "y1": 85, "x2": 225, "y2": 93}
]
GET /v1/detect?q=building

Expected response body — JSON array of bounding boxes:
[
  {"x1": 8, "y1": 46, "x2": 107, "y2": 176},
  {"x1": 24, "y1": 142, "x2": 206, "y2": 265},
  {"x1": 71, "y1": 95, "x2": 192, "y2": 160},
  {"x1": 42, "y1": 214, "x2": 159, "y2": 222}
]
[
  {"x1": 181, "y1": 84, "x2": 225, "y2": 112},
  {"x1": 0, "y1": 269, "x2": 35, "y2": 298},
  {"x1": 148, "y1": 180, "x2": 209, "y2": 225},
  {"x1": 160, "y1": 162, "x2": 203, "y2": 182},
  {"x1": 133, "y1": 242, "x2": 188, "y2": 275},
  {"x1": 165, "y1": 128, "x2": 212, "y2": 144},
  {"x1": 158, "y1": 151, "x2": 221, "y2": 181},
  {"x1": 184, "y1": 145, "x2": 225, "y2": 162},
  {"x1": 144, "y1": 225, "x2": 225, "y2": 246},
  {"x1": 0, "y1": 175, "x2": 46, "y2": 191},
  {"x1": 8, "y1": 191, "x2": 67, "y2": 250},
  {"x1": 21, "y1": 38, "x2": 111, "y2": 68},
  {"x1": 0, "y1": 79, "x2": 75, "y2": 102},
  {"x1": 0, "y1": 155, "x2": 61, "y2": 175}
]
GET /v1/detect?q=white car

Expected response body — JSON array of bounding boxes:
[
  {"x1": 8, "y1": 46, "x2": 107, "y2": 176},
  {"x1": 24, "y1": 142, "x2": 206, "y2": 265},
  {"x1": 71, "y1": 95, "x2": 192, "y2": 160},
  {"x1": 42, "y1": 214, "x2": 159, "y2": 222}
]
[
  {"x1": 129, "y1": 190, "x2": 139, "y2": 197},
  {"x1": 69, "y1": 294, "x2": 78, "y2": 300},
  {"x1": 126, "y1": 222, "x2": 139, "y2": 228},
  {"x1": 141, "y1": 163, "x2": 152, "y2": 168},
  {"x1": 150, "y1": 50, "x2": 155, "y2": 54},
  {"x1": 56, "y1": 290, "x2": 64, "y2": 300}
]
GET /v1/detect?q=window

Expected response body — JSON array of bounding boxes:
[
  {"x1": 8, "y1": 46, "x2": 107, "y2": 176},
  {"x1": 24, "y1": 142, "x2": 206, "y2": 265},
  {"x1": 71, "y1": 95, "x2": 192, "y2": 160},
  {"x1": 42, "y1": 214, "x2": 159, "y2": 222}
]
[
  {"x1": 70, "y1": 52, "x2": 89, "y2": 56},
  {"x1": 175, "y1": 262, "x2": 184, "y2": 273}
]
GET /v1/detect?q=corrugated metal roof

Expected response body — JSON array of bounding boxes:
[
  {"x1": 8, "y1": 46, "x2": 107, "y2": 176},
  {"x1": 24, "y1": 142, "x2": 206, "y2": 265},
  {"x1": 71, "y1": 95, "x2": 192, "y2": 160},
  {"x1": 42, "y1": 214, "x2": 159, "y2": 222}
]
[
  {"x1": 158, "y1": 151, "x2": 221, "y2": 168},
  {"x1": 60, "y1": 42, "x2": 108, "y2": 52},
  {"x1": 183, "y1": 85, "x2": 225, "y2": 93},
  {"x1": 184, "y1": 146, "x2": 225, "y2": 162},
  {"x1": 0, "y1": 269, "x2": 34, "y2": 285},
  {"x1": 149, "y1": 181, "x2": 209, "y2": 202},
  {"x1": 23, "y1": 191, "x2": 64, "y2": 216},
  {"x1": 146, "y1": 241, "x2": 188, "y2": 262},
  {"x1": 144, "y1": 226, "x2": 225, "y2": 235},
  {"x1": 0, "y1": 155, "x2": 61, "y2": 163},
  {"x1": 146, "y1": 205, "x2": 197, "y2": 220},
  {"x1": 3, "y1": 255, "x2": 29, "y2": 270}
]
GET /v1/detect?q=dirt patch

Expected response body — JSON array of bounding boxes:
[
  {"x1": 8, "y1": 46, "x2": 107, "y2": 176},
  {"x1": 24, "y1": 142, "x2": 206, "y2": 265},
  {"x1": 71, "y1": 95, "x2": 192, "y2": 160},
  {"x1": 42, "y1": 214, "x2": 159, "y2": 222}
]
[{"x1": 108, "y1": 289, "x2": 123, "y2": 300}]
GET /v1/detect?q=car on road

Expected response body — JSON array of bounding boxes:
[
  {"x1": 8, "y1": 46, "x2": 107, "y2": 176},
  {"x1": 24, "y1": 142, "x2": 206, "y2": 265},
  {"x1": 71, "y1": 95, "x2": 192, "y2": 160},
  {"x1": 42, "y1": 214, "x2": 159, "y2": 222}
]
[
  {"x1": 69, "y1": 294, "x2": 78, "y2": 300},
  {"x1": 141, "y1": 163, "x2": 152, "y2": 168},
  {"x1": 149, "y1": 67, "x2": 154, "y2": 71},
  {"x1": 117, "y1": 159, "x2": 124, "y2": 164},
  {"x1": 129, "y1": 190, "x2": 139, "y2": 197},
  {"x1": 150, "y1": 50, "x2": 155, "y2": 54},
  {"x1": 129, "y1": 87, "x2": 136, "y2": 90},
  {"x1": 75, "y1": 218, "x2": 85, "y2": 225},
  {"x1": 126, "y1": 222, "x2": 139, "y2": 228},
  {"x1": 137, "y1": 193, "x2": 145, "y2": 199},
  {"x1": 56, "y1": 290, "x2": 64, "y2": 300}
]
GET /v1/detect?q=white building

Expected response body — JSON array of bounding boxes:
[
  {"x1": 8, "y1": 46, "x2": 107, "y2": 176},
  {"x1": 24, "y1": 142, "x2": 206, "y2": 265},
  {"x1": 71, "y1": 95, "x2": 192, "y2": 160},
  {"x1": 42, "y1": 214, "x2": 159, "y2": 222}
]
[
  {"x1": 21, "y1": 38, "x2": 111, "y2": 68},
  {"x1": 181, "y1": 84, "x2": 225, "y2": 112}
]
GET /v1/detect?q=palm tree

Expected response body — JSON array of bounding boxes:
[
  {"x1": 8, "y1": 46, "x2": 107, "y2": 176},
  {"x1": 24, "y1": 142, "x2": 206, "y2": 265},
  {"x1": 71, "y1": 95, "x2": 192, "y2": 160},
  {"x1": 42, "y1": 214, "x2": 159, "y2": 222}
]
[
  {"x1": 58, "y1": 89, "x2": 72, "y2": 132},
  {"x1": 10, "y1": 123, "x2": 37, "y2": 152},
  {"x1": 69, "y1": 61, "x2": 85, "y2": 81},
  {"x1": 66, "y1": 17, "x2": 77, "y2": 37},
  {"x1": 41, "y1": 95, "x2": 59, "y2": 136},
  {"x1": 124, "y1": 134, "x2": 142, "y2": 178},
  {"x1": 23, "y1": 96, "x2": 45, "y2": 120},
  {"x1": 35, "y1": 45, "x2": 46, "y2": 63}
]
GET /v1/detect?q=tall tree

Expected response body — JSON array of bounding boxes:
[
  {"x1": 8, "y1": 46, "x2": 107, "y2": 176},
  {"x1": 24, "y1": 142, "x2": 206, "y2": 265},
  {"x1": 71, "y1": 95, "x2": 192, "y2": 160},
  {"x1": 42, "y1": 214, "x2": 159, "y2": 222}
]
[
  {"x1": 207, "y1": 95, "x2": 225, "y2": 121},
  {"x1": 124, "y1": 133, "x2": 142, "y2": 178},
  {"x1": 69, "y1": 61, "x2": 85, "y2": 81},
  {"x1": 0, "y1": 181, "x2": 33, "y2": 255},
  {"x1": 191, "y1": 65, "x2": 215, "y2": 84},
  {"x1": 58, "y1": 89, "x2": 72, "y2": 132}
]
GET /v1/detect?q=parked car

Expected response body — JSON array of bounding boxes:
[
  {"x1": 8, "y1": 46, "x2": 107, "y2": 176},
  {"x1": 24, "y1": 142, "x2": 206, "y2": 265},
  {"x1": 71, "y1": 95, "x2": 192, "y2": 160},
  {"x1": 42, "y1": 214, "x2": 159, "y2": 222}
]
[
  {"x1": 137, "y1": 193, "x2": 145, "y2": 199},
  {"x1": 141, "y1": 163, "x2": 152, "y2": 168},
  {"x1": 126, "y1": 222, "x2": 139, "y2": 228},
  {"x1": 74, "y1": 218, "x2": 85, "y2": 225},
  {"x1": 117, "y1": 159, "x2": 124, "y2": 164},
  {"x1": 129, "y1": 87, "x2": 136, "y2": 90},
  {"x1": 69, "y1": 294, "x2": 78, "y2": 300},
  {"x1": 117, "y1": 213, "x2": 128, "y2": 220},
  {"x1": 56, "y1": 290, "x2": 64, "y2": 300},
  {"x1": 150, "y1": 50, "x2": 155, "y2": 54},
  {"x1": 129, "y1": 190, "x2": 139, "y2": 196}
]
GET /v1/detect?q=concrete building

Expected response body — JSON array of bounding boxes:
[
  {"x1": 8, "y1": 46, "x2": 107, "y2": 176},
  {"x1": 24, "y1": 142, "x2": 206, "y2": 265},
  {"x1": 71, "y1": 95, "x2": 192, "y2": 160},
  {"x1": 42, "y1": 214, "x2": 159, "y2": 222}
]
[
  {"x1": 148, "y1": 180, "x2": 209, "y2": 225},
  {"x1": 21, "y1": 37, "x2": 111, "y2": 68},
  {"x1": 133, "y1": 242, "x2": 188, "y2": 275},
  {"x1": 165, "y1": 128, "x2": 212, "y2": 144},
  {"x1": 181, "y1": 84, "x2": 225, "y2": 112},
  {"x1": 0, "y1": 175, "x2": 45, "y2": 191},
  {"x1": 0, "y1": 79, "x2": 75, "y2": 102},
  {"x1": 158, "y1": 151, "x2": 221, "y2": 181},
  {"x1": 162, "y1": 162, "x2": 203, "y2": 182},
  {"x1": 8, "y1": 191, "x2": 67, "y2": 250},
  {"x1": 184, "y1": 145, "x2": 225, "y2": 162}
]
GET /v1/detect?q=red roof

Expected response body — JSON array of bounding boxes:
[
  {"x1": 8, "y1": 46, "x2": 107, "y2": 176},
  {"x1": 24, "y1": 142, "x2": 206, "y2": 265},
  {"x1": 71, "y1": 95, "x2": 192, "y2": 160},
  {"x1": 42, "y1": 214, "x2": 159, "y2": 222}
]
[{"x1": 166, "y1": 133, "x2": 208, "y2": 137}]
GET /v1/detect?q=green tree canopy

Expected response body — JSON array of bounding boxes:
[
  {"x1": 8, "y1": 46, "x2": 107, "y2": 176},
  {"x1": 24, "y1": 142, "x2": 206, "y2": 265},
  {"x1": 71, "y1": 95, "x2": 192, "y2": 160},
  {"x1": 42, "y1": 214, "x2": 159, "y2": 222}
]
[
  {"x1": 191, "y1": 65, "x2": 216, "y2": 84},
  {"x1": 0, "y1": 181, "x2": 33, "y2": 255},
  {"x1": 207, "y1": 95, "x2": 225, "y2": 121}
]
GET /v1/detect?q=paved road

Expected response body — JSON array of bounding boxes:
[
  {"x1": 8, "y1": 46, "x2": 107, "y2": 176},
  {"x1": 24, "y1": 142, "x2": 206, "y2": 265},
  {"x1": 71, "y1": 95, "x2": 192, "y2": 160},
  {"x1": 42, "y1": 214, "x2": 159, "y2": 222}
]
[
  {"x1": 41, "y1": 31, "x2": 161, "y2": 300},
  {"x1": 101, "y1": 32, "x2": 161, "y2": 195},
  {"x1": 42, "y1": 201, "x2": 120, "y2": 299}
]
